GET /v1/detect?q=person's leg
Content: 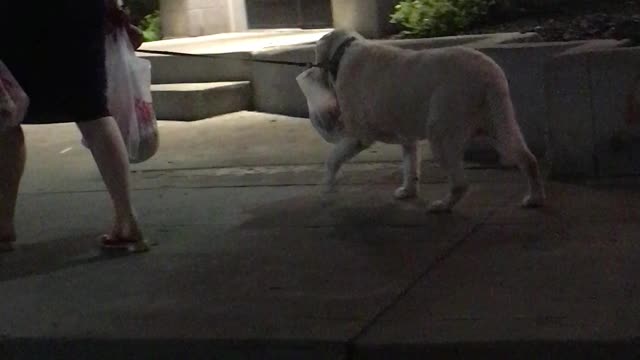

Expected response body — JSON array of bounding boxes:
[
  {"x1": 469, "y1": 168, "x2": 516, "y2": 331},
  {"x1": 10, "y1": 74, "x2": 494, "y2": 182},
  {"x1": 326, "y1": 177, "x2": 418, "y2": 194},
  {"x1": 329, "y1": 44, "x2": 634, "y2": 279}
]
[
  {"x1": 77, "y1": 116, "x2": 147, "y2": 252},
  {"x1": 0, "y1": 126, "x2": 26, "y2": 252}
]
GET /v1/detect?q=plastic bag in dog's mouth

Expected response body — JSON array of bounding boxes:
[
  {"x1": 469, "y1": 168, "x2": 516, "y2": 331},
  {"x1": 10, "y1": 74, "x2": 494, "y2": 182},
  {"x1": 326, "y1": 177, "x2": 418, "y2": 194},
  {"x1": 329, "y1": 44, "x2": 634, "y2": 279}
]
[{"x1": 296, "y1": 67, "x2": 343, "y2": 144}]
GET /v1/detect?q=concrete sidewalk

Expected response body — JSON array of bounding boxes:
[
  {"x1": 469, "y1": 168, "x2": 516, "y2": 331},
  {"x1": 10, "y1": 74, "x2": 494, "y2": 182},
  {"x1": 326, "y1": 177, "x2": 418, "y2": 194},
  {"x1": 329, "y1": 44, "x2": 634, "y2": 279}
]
[{"x1": 2, "y1": 112, "x2": 639, "y2": 359}]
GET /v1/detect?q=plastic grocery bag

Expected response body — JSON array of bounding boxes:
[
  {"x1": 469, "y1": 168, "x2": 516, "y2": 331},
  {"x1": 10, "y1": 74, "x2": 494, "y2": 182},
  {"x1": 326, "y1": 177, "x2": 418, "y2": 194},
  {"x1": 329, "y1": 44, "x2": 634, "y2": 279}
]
[
  {"x1": 84, "y1": 28, "x2": 159, "y2": 163},
  {"x1": 107, "y1": 28, "x2": 159, "y2": 163},
  {"x1": 296, "y1": 67, "x2": 343, "y2": 144},
  {"x1": 0, "y1": 60, "x2": 29, "y2": 131}
]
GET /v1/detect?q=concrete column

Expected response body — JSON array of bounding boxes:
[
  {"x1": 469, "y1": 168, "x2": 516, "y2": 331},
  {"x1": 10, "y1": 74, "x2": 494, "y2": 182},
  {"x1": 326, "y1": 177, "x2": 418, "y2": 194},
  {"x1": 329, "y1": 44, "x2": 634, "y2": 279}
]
[
  {"x1": 160, "y1": 0, "x2": 248, "y2": 38},
  {"x1": 228, "y1": 0, "x2": 248, "y2": 32},
  {"x1": 331, "y1": 0, "x2": 399, "y2": 38}
]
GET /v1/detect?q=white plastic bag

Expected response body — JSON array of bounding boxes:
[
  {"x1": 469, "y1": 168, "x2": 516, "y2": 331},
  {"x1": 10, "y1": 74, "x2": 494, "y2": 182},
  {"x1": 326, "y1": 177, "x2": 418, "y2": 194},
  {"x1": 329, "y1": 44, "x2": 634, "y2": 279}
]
[
  {"x1": 108, "y1": 29, "x2": 159, "y2": 163},
  {"x1": 0, "y1": 60, "x2": 29, "y2": 131},
  {"x1": 88, "y1": 29, "x2": 159, "y2": 163},
  {"x1": 296, "y1": 67, "x2": 343, "y2": 144}
]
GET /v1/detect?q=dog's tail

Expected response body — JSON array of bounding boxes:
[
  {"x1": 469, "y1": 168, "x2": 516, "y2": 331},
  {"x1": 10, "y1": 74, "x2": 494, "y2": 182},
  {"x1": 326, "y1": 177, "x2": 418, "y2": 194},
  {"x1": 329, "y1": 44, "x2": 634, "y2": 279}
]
[{"x1": 485, "y1": 80, "x2": 531, "y2": 163}]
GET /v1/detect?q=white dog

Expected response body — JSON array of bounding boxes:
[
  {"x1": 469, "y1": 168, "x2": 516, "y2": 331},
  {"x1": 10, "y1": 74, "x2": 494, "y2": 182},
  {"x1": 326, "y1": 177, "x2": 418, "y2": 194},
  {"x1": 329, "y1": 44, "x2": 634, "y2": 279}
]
[{"x1": 297, "y1": 30, "x2": 545, "y2": 212}]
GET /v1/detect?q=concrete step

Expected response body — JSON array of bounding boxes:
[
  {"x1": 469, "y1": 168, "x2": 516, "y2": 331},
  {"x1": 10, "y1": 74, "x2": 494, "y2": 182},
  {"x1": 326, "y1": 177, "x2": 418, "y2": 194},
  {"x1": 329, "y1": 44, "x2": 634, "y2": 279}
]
[
  {"x1": 140, "y1": 52, "x2": 252, "y2": 84},
  {"x1": 151, "y1": 82, "x2": 252, "y2": 121}
]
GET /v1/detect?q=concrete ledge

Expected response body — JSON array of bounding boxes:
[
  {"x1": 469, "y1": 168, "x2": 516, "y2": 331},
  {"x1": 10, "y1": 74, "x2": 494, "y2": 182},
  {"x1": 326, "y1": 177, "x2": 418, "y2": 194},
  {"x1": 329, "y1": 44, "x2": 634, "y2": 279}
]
[
  {"x1": 151, "y1": 82, "x2": 252, "y2": 121},
  {"x1": 140, "y1": 52, "x2": 252, "y2": 84},
  {"x1": 476, "y1": 41, "x2": 599, "y2": 155},
  {"x1": 590, "y1": 47, "x2": 640, "y2": 176},
  {"x1": 376, "y1": 32, "x2": 540, "y2": 50},
  {"x1": 545, "y1": 41, "x2": 638, "y2": 177},
  {"x1": 491, "y1": 32, "x2": 545, "y2": 45},
  {"x1": 376, "y1": 34, "x2": 495, "y2": 50},
  {"x1": 251, "y1": 45, "x2": 317, "y2": 118}
]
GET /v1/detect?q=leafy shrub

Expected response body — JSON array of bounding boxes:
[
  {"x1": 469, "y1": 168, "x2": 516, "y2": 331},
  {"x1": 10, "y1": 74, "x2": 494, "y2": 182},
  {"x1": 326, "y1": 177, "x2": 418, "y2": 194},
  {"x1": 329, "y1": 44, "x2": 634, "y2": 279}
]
[
  {"x1": 390, "y1": 0, "x2": 496, "y2": 38},
  {"x1": 139, "y1": 10, "x2": 162, "y2": 42}
]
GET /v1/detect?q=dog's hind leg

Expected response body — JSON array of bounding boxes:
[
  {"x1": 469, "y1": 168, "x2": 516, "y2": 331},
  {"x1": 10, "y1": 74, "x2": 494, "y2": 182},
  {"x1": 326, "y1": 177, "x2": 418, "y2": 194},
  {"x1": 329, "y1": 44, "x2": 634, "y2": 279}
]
[
  {"x1": 495, "y1": 137, "x2": 545, "y2": 208},
  {"x1": 486, "y1": 86, "x2": 545, "y2": 208},
  {"x1": 516, "y1": 146, "x2": 545, "y2": 208},
  {"x1": 323, "y1": 137, "x2": 370, "y2": 192},
  {"x1": 428, "y1": 138, "x2": 469, "y2": 213},
  {"x1": 394, "y1": 142, "x2": 420, "y2": 199}
]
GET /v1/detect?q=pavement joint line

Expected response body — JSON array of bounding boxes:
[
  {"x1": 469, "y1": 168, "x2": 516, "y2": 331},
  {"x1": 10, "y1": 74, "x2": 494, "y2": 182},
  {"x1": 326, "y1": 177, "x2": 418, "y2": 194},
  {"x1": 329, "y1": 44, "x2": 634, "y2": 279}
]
[
  {"x1": 128, "y1": 160, "x2": 511, "y2": 175},
  {"x1": 299, "y1": 224, "x2": 463, "y2": 229},
  {"x1": 19, "y1": 184, "x2": 323, "y2": 195},
  {"x1": 342, "y1": 194, "x2": 515, "y2": 360},
  {"x1": 18, "y1": 183, "x2": 454, "y2": 196},
  {"x1": 133, "y1": 164, "x2": 329, "y2": 173},
  {"x1": 19, "y1": 177, "x2": 527, "y2": 195},
  {"x1": 130, "y1": 162, "x2": 403, "y2": 174}
]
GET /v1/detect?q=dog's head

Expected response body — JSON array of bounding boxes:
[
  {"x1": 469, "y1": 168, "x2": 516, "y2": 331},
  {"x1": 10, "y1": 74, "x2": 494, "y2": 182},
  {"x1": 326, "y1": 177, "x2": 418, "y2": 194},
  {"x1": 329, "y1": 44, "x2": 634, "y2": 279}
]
[{"x1": 315, "y1": 29, "x2": 364, "y2": 65}]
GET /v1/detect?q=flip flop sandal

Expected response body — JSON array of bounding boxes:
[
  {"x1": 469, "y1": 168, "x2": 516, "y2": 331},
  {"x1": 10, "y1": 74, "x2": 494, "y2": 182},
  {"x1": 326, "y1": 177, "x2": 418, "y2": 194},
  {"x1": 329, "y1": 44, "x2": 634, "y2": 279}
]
[{"x1": 99, "y1": 234, "x2": 150, "y2": 253}]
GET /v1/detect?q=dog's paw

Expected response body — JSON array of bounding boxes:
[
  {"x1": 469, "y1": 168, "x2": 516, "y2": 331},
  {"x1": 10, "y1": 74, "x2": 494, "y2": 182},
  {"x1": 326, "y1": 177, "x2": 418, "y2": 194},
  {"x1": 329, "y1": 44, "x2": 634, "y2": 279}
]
[
  {"x1": 427, "y1": 200, "x2": 452, "y2": 213},
  {"x1": 321, "y1": 181, "x2": 338, "y2": 194},
  {"x1": 521, "y1": 194, "x2": 545, "y2": 208},
  {"x1": 394, "y1": 186, "x2": 417, "y2": 200},
  {"x1": 320, "y1": 175, "x2": 337, "y2": 193},
  {"x1": 322, "y1": 185, "x2": 337, "y2": 194}
]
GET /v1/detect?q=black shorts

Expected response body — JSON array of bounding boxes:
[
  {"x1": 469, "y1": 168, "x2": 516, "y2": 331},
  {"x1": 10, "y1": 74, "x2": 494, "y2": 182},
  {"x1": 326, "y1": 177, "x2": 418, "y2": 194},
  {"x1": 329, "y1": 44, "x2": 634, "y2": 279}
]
[{"x1": 0, "y1": 0, "x2": 110, "y2": 124}]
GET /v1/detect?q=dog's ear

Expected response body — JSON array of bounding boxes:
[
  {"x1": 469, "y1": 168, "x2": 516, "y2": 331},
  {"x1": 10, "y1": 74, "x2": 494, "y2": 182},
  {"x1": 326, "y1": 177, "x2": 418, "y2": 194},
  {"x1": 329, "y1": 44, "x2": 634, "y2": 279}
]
[
  {"x1": 315, "y1": 29, "x2": 362, "y2": 64},
  {"x1": 315, "y1": 31, "x2": 337, "y2": 64}
]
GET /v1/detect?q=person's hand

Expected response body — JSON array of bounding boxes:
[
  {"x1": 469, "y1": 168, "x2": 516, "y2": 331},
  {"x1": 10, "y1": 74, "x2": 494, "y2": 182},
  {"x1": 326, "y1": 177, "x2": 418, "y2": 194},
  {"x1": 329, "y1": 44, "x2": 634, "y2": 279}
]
[{"x1": 127, "y1": 25, "x2": 144, "y2": 50}]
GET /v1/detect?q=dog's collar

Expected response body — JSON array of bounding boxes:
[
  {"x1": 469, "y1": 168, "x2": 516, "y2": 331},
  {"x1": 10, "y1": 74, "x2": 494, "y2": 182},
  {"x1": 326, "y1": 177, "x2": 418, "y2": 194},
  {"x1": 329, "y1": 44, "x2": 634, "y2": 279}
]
[{"x1": 327, "y1": 37, "x2": 357, "y2": 80}]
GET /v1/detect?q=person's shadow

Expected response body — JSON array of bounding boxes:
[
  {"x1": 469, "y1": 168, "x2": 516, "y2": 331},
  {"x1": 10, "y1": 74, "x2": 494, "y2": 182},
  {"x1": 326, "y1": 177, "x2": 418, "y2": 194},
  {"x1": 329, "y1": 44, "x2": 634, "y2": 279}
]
[{"x1": 0, "y1": 233, "x2": 140, "y2": 282}]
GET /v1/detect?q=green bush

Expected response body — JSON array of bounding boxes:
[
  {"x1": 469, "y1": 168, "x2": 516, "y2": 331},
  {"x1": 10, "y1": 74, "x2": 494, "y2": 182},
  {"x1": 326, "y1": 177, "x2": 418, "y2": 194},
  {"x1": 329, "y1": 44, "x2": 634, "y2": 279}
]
[
  {"x1": 139, "y1": 10, "x2": 162, "y2": 42},
  {"x1": 390, "y1": 0, "x2": 496, "y2": 38}
]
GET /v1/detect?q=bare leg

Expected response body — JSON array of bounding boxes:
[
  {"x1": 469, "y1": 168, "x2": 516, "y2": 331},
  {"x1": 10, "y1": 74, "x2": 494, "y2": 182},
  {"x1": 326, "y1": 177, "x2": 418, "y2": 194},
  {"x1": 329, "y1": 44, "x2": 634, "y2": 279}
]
[
  {"x1": 394, "y1": 142, "x2": 420, "y2": 199},
  {"x1": 428, "y1": 140, "x2": 469, "y2": 213},
  {"x1": 323, "y1": 137, "x2": 370, "y2": 192},
  {"x1": 77, "y1": 117, "x2": 147, "y2": 251},
  {"x1": 0, "y1": 126, "x2": 26, "y2": 252}
]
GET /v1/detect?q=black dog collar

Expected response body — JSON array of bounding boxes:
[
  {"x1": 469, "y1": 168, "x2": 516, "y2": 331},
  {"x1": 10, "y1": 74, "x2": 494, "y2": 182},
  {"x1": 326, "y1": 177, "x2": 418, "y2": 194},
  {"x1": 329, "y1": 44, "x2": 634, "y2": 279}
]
[{"x1": 327, "y1": 37, "x2": 357, "y2": 80}]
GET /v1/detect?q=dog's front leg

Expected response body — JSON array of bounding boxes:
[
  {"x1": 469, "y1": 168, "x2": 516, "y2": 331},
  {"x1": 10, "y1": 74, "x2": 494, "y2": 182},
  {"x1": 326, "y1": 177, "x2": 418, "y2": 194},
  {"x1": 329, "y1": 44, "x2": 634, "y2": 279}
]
[
  {"x1": 394, "y1": 142, "x2": 420, "y2": 199},
  {"x1": 323, "y1": 137, "x2": 370, "y2": 192}
]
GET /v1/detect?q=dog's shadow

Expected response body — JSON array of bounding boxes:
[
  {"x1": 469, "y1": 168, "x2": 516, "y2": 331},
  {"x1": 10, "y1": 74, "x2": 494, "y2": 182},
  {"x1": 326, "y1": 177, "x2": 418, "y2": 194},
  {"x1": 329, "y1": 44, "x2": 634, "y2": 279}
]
[{"x1": 240, "y1": 186, "x2": 471, "y2": 231}]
